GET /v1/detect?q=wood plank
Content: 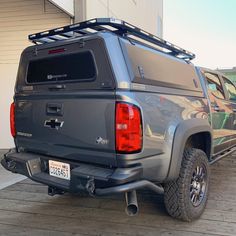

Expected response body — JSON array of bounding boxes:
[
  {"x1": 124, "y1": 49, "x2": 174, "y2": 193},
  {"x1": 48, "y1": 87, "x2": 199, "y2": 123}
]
[
  {"x1": 0, "y1": 223, "x2": 223, "y2": 236},
  {"x1": 0, "y1": 208, "x2": 231, "y2": 236},
  {"x1": 0, "y1": 197, "x2": 236, "y2": 225},
  {"x1": 0, "y1": 190, "x2": 235, "y2": 235},
  {"x1": 0, "y1": 223, "x2": 87, "y2": 236}
]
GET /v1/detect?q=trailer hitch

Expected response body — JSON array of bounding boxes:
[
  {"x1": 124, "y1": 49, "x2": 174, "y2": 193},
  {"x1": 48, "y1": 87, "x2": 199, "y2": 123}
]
[{"x1": 48, "y1": 186, "x2": 65, "y2": 196}]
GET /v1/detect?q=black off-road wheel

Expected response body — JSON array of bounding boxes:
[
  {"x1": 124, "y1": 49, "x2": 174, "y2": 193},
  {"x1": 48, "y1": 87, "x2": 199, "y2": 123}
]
[{"x1": 164, "y1": 148, "x2": 210, "y2": 221}]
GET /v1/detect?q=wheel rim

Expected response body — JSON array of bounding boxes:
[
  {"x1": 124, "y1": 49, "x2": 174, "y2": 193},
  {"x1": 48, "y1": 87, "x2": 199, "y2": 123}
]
[{"x1": 190, "y1": 164, "x2": 207, "y2": 207}]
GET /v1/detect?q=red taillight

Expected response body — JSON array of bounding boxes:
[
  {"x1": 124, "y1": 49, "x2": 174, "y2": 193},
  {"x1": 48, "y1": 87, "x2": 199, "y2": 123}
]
[
  {"x1": 116, "y1": 102, "x2": 142, "y2": 153},
  {"x1": 10, "y1": 102, "x2": 16, "y2": 137}
]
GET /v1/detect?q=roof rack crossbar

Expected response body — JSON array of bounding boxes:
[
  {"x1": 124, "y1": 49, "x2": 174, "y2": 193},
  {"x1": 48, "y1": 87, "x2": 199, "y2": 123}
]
[
  {"x1": 74, "y1": 30, "x2": 90, "y2": 35},
  {"x1": 28, "y1": 18, "x2": 195, "y2": 60}
]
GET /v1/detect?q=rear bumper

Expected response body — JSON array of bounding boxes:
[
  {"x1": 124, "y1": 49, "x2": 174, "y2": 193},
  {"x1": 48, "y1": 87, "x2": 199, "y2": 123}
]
[{"x1": 1, "y1": 149, "x2": 163, "y2": 196}]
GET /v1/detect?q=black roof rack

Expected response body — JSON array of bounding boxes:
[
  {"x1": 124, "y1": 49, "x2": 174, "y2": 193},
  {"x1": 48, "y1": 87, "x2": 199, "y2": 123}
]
[{"x1": 28, "y1": 18, "x2": 195, "y2": 61}]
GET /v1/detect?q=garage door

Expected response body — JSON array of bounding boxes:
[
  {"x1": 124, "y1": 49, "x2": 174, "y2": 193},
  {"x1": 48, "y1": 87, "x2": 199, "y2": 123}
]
[{"x1": 0, "y1": 0, "x2": 71, "y2": 148}]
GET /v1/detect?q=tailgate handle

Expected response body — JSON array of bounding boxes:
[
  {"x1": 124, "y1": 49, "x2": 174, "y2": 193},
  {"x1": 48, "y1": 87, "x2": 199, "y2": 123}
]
[{"x1": 46, "y1": 104, "x2": 63, "y2": 116}]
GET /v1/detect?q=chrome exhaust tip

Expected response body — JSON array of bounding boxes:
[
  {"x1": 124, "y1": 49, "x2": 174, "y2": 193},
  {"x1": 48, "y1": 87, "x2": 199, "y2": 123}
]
[{"x1": 125, "y1": 190, "x2": 139, "y2": 216}]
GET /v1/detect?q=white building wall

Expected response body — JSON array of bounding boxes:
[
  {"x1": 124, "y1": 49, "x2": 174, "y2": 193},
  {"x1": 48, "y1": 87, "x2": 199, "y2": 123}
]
[
  {"x1": 85, "y1": 0, "x2": 163, "y2": 37},
  {"x1": 48, "y1": 0, "x2": 74, "y2": 16},
  {"x1": 0, "y1": 0, "x2": 71, "y2": 148}
]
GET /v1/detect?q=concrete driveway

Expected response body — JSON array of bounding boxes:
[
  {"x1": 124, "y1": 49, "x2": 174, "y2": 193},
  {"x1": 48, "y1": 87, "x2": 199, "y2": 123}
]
[{"x1": 0, "y1": 149, "x2": 26, "y2": 190}]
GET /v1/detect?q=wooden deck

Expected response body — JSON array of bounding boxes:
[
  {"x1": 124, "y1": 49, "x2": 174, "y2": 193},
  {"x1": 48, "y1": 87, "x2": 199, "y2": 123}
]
[{"x1": 0, "y1": 154, "x2": 236, "y2": 236}]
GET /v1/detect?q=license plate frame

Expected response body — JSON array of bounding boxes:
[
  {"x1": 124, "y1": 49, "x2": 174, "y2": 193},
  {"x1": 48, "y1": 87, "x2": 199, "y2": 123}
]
[{"x1": 49, "y1": 160, "x2": 71, "y2": 180}]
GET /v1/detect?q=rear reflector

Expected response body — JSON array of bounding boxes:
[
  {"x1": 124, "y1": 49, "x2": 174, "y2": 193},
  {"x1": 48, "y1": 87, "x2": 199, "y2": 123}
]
[
  {"x1": 116, "y1": 102, "x2": 142, "y2": 153},
  {"x1": 10, "y1": 102, "x2": 16, "y2": 137}
]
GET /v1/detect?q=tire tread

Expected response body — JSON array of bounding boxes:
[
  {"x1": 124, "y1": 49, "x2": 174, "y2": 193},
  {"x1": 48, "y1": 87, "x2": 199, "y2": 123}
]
[{"x1": 164, "y1": 148, "x2": 209, "y2": 221}]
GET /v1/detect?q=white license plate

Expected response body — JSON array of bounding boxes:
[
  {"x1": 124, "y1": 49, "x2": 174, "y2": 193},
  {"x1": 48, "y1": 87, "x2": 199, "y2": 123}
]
[{"x1": 49, "y1": 160, "x2": 71, "y2": 180}]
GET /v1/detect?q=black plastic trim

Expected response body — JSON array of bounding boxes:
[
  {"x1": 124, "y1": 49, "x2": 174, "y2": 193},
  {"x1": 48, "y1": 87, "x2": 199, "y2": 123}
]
[
  {"x1": 1, "y1": 150, "x2": 144, "y2": 194},
  {"x1": 166, "y1": 119, "x2": 213, "y2": 181}
]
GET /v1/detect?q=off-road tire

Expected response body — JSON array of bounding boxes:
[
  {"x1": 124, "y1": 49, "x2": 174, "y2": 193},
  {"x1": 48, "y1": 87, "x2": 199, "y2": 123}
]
[{"x1": 164, "y1": 148, "x2": 210, "y2": 221}]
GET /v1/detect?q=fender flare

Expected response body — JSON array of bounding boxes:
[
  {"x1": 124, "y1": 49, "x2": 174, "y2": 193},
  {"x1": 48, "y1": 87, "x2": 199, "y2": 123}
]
[{"x1": 165, "y1": 118, "x2": 213, "y2": 181}]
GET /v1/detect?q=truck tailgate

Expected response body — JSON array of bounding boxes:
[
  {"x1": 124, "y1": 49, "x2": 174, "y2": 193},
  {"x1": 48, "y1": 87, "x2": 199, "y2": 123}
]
[{"x1": 15, "y1": 92, "x2": 116, "y2": 166}]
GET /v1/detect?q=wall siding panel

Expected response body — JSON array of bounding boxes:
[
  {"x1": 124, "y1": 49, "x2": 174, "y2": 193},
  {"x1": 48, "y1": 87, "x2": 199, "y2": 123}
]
[
  {"x1": 0, "y1": 0, "x2": 70, "y2": 64},
  {"x1": 0, "y1": 0, "x2": 71, "y2": 148}
]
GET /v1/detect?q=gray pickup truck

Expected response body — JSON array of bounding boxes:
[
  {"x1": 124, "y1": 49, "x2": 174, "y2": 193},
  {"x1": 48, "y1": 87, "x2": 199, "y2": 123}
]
[{"x1": 2, "y1": 18, "x2": 236, "y2": 222}]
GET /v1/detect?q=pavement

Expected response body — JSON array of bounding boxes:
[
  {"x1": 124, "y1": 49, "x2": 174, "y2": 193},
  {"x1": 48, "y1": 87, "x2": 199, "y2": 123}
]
[{"x1": 0, "y1": 149, "x2": 26, "y2": 190}]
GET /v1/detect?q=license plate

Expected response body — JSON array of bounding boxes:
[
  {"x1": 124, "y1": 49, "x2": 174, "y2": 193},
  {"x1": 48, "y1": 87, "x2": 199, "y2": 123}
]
[{"x1": 49, "y1": 160, "x2": 71, "y2": 180}]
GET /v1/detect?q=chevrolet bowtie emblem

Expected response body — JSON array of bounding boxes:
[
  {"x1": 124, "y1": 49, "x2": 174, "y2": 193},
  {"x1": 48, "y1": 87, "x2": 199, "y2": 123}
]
[{"x1": 44, "y1": 119, "x2": 64, "y2": 129}]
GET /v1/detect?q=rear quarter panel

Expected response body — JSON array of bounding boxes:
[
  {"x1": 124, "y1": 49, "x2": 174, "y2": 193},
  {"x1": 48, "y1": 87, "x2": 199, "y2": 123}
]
[{"x1": 115, "y1": 89, "x2": 209, "y2": 181}]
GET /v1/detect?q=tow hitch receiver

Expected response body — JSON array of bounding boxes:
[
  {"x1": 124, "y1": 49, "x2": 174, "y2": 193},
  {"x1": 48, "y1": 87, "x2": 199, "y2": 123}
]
[{"x1": 48, "y1": 186, "x2": 65, "y2": 196}]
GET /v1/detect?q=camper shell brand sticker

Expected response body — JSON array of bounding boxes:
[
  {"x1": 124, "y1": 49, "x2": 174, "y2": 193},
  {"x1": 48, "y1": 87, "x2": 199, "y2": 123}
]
[{"x1": 47, "y1": 74, "x2": 67, "y2": 80}]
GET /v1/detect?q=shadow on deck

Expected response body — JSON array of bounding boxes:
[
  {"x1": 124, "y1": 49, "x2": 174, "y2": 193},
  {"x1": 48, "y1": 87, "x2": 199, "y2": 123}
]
[{"x1": 0, "y1": 154, "x2": 236, "y2": 236}]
